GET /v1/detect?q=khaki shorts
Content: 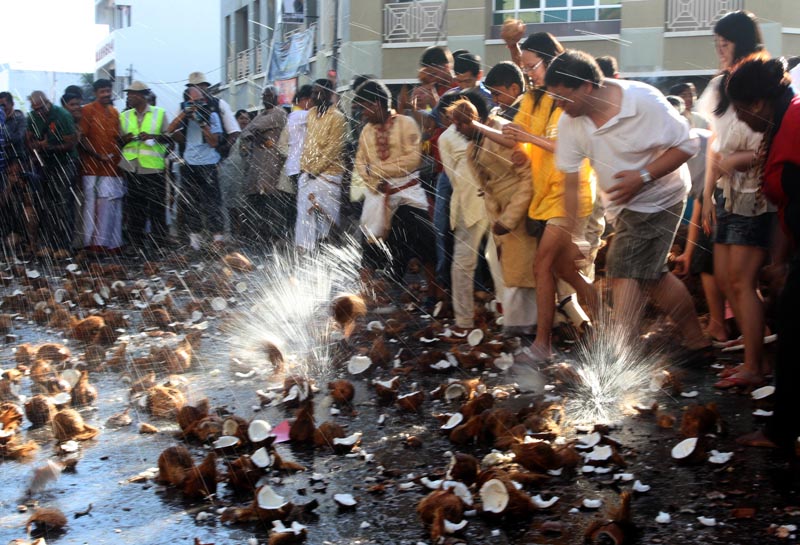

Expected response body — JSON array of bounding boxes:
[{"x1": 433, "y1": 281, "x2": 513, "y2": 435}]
[
  {"x1": 607, "y1": 201, "x2": 685, "y2": 280},
  {"x1": 545, "y1": 216, "x2": 591, "y2": 258}
]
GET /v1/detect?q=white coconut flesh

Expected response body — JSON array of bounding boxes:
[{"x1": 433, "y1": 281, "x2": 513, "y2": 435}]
[
  {"x1": 430, "y1": 360, "x2": 453, "y2": 370},
  {"x1": 366, "y1": 321, "x2": 384, "y2": 332},
  {"x1": 440, "y1": 413, "x2": 464, "y2": 430},
  {"x1": 493, "y1": 353, "x2": 514, "y2": 371},
  {"x1": 347, "y1": 355, "x2": 372, "y2": 375},
  {"x1": 467, "y1": 329, "x2": 484, "y2": 347},
  {"x1": 444, "y1": 383, "x2": 467, "y2": 401},
  {"x1": 221, "y1": 419, "x2": 240, "y2": 437},
  {"x1": 420, "y1": 477, "x2": 443, "y2": 489},
  {"x1": 93, "y1": 293, "x2": 105, "y2": 306},
  {"x1": 60, "y1": 440, "x2": 79, "y2": 453},
  {"x1": 479, "y1": 479, "x2": 509, "y2": 513},
  {"x1": 60, "y1": 369, "x2": 81, "y2": 389},
  {"x1": 333, "y1": 493, "x2": 357, "y2": 506},
  {"x1": 54, "y1": 289, "x2": 68, "y2": 303},
  {"x1": 271, "y1": 520, "x2": 306, "y2": 534},
  {"x1": 442, "y1": 480, "x2": 473, "y2": 506},
  {"x1": 373, "y1": 377, "x2": 398, "y2": 389},
  {"x1": 585, "y1": 445, "x2": 612, "y2": 462},
  {"x1": 577, "y1": 431, "x2": 601, "y2": 449},
  {"x1": 213, "y1": 436, "x2": 241, "y2": 449},
  {"x1": 582, "y1": 498, "x2": 603, "y2": 509},
  {"x1": 633, "y1": 480, "x2": 651, "y2": 492},
  {"x1": 333, "y1": 432, "x2": 362, "y2": 447},
  {"x1": 532, "y1": 494, "x2": 559, "y2": 508},
  {"x1": 670, "y1": 437, "x2": 698, "y2": 460},
  {"x1": 51, "y1": 392, "x2": 72, "y2": 406},
  {"x1": 251, "y1": 447, "x2": 273, "y2": 468},
  {"x1": 751, "y1": 385, "x2": 775, "y2": 400},
  {"x1": 443, "y1": 519, "x2": 468, "y2": 533},
  {"x1": 210, "y1": 297, "x2": 227, "y2": 311},
  {"x1": 257, "y1": 485, "x2": 288, "y2": 509},
  {"x1": 655, "y1": 512, "x2": 671, "y2": 524},
  {"x1": 248, "y1": 419, "x2": 273, "y2": 442}
]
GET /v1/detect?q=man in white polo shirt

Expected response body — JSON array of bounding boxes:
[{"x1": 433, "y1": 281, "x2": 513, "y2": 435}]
[{"x1": 545, "y1": 49, "x2": 711, "y2": 363}]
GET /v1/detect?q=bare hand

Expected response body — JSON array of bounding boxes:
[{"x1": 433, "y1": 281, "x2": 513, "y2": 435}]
[
  {"x1": 376, "y1": 180, "x2": 390, "y2": 194},
  {"x1": 510, "y1": 149, "x2": 528, "y2": 167},
  {"x1": 492, "y1": 222, "x2": 510, "y2": 235},
  {"x1": 701, "y1": 199, "x2": 716, "y2": 236},
  {"x1": 673, "y1": 253, "x2": 690, "y2": 277},
  {"x1": 608, "y1": 170, "x2": 645, "y2": 204},
  {"x1": 502, "y1": 122, "x2": 529, "y2": 142}
]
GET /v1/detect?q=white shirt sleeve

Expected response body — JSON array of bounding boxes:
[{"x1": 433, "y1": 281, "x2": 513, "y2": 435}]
[
  {"x1": 218, "y1": 99, "x2": 240, "y2": 135},
  {"x1": 554, "y1": 115, "x2": 585, "y2": 174}
]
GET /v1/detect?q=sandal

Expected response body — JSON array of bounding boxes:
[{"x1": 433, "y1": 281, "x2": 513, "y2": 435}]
[
  {"x1": 717, "y1": 364, "x2": 744, "y2": 379},
  {"x1": 713, "y1": 374, "x2": 766, "y2": 391}
]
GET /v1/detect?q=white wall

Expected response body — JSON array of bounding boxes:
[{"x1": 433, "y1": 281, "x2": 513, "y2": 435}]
[
  {"x1": 0, "y1": 67, "x2": 85, "y2": 111},
  {"x1": 97, "y1": 0, "x2": 221, "y2": 115}
]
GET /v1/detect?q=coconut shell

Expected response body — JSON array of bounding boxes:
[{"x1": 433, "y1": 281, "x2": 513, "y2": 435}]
[
  {"x1": 448, "y1": 453, "x2": 480, "y2": 485},
  {"x1": 261, "y1": 341, "x2": 285, "y2": 373},
  {"x1": 511, "y1": 442, "x2": 561, "y2": 472},
  {"x1": 29, "y1": 360, "x2": 55, "y2": 385},
  {"x1": 271, "y1": 450, "x2": 306, "y2": 472},
  {"x1": 331, "y1": 293, "x2": 367, "y2": 337},
  {"x1": 460, "y1": 392, "x2": 494, "y2": 419},
  {"x1": 47, "y1": 307, "x2": 72, "y2": 329},
  {"x1": 191, "y1": 416, "x2": 224, "y2": 442},
  {"x1": 24, "y1": 395, "x2": 56, "y2": 427},
  {"x1": 396, "y1": 391, "x2": 425, "y2": 412},
  {"x1": 182, "y1": 451, "x2": 218, "y2": 499},
  {"x1": 314, "y1": 421, "x2": 346, "y2": 448},
  {"x1": 680, "y1": 403, "x2": 721, "y2": 438},
  {"x1": 0, "y1": 436, "x2": 39, "y2": 459},
  {"x1": 52, "y1": 408, "x2": 99, "y2": 442},
  {"x1": 177, "y1": 399, "x2": 210, "y2": 432},
  {"x1": 449, "y1": 415, "x2": 484, "y2": 445},
  {"x1": 15, "y1": 343, "x2": 34, "y2": 368},
  {"x1": 146, "y1": 386, "x2": 186, "y2": 419},
  {"x1": 374, "y1": 381, "x2": 398, "y2": 404},
  {"x1": 225, "y1": 455, "x2": 263, "y2": 493}
]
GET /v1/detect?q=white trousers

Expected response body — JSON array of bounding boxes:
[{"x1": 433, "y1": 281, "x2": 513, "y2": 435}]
[
  {"x1": 503, "y1": 286, "x2": 538, "y2": 330},
  {"x1": 451, "y1": 217, "x2": 490, "y2": 328},
  {"x1": 295, "y1": 173, "x2": 342, "y2": 251},
  {"x1": 82, "y1": 175, "x2": 125, "y2": 249}
]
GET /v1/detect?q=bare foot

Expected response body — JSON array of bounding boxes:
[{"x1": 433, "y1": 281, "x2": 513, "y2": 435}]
[{"x1": 736, "y1": 430, "x2": 778, "y2": 449}]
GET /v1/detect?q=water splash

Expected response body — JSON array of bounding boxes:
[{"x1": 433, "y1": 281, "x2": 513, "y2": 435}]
[
  {"x1": 563, "y1": 304, "x2": 668, "y2": 426},
  {"x1": 226, "y1": 236, "x2": 363, "y2": 384}
]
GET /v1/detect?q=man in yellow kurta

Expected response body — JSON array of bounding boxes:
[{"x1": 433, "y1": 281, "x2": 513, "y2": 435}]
[{"x1": 295, "y1": 79, "x2": 347, "y2": 251}]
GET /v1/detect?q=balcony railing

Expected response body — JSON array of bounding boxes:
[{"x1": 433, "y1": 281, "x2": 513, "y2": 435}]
[
  {"x1": 227, "y1": 47, "x2": 265, "y2": 82},
  {"x1": 384, "y1": 0, "x2": 445, "y2": 43},
  {"x1": 666, "y1": 0, "x2": 744, "y2": 32}
]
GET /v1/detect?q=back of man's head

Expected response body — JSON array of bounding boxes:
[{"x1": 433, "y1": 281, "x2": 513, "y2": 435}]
[
  {"x1": 484, "y1": 61, "x2": 525, "y2": 92},
  {"x1": 545, "y1": 50, "x2": 604, "y2": 90},
  {"x1": 420, "y1": 46, "x2": 453, "y2": 68},
  {"x1": 454, "y1": 52, "x2": 481, "y2": 77},
  {"x1": 594, "y1": 56, "x2": 619, "y2": 79},
  {"x1": 355, "y1": 80, "x2": 392, "y2": 110}
]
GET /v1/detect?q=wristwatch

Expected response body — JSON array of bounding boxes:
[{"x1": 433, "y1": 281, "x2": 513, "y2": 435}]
[{"x1": 639, "y1": 169, "x2": 653, "y2": 184}]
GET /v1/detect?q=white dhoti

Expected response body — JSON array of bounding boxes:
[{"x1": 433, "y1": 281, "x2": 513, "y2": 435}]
[
  {"x1": 295, "y1": 172, "x2": 342, "y2": 251},
  {"x1": 82, "y1": 175, "x2": 126, "y2": 249},
  {"x1": 359, "y1": 173, "x2": 428, "y2": 243}
]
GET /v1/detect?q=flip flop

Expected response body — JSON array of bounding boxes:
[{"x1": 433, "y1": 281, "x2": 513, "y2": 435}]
[
  {"x1": 717, "y1": 364, "x2": 744, "y2": 379},
  {"x1": 721, "y1": 334, "x2": 778, "y2": 353},
  {"x1": 713, "y1": 374, "x2": 766, "y2": 391}
]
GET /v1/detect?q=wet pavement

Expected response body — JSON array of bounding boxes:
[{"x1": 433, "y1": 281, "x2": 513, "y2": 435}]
[{"x1": 0, "y1": 247, "x2": 798, "y2": 545}]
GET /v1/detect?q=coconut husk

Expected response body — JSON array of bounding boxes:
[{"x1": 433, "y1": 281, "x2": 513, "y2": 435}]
[
  {"x1": 83, "y1": 345, "x2": 106, "y2": 370},
  {"x1": 157, "y1": 445, "x2": 195, "y2": 486},
  {"x1": 584, "y1": 491, "x2": 633, "y2": 545},
  {"x1": 447, "y1": 453, "x2": 480, "y2": 485},
  {"x1": 15, "y1": 343, "x2": 34, "y2": 368},
  {"x1": 52, "y1": 408, "x2": 99, "y2": 442},
  {"x1": 24, "y1": 395, "x2": 56, "y2": 427},
  {"x1": 100, "y1": 309, "x2": 128, "y2": 329},
  {"x1": 328, "y1": 380, "x2": 354, "y2": 405},
  {"x1": 0, "y1": 402, "x2": 24, "y2": 431},
  {"x1": 70, "y1": 371, "x2": 97, "y2": 407},
  {"x1": 0, "y1": 378, "x2": 20, "y2": 403},
  {"x1": 0, "y1": 313, "x2": 12, "y2": 334},
  {"x1": 511, "y1": 442, "x2": 561, "y2": 472},
  {"x1": 225, "y1": 455, "x2": 263, "y2": 493},
  {"x1": 417, "y1": 489, "x2": 465, "y2": 543},
  {"x1": 261, "y1": 341, "x2": 285, "y2": 373},
  {"x1": 367, "y1": 336, "x2": 391, "y2": 367},
  {"x1": 181, "y1": 451, "x2": 218, "y2": 499},
  {"x1": 29, "y1": 360, "x2": 56, "y2": 385},
  {"x1": 449, "y1": 415, "x2": 484, "y2": 445},
  {"x1": 191, "y1": 416, "x2": 224, "y2": 442},
  {"x1": 289, "y1": 401, "x2": 316, "y2": 444},
  {"x1": 480, "y1": 408, "x2": 519, "y2": 444},
  {"x1": 26, "y1": 507, "x2": 67, "y2": 535},
  {"x1": 129, "y1": 371, "x2": 157, "y2": 394},
  {"x1": 92, "y1": 324, "x2": 119, "y2": 346},
  {"x1": 0, "y1": 436, "x2": 39, "y2": 459},
  {"x1": 36, "y1": 343, "x2": 71, "y2": 362},
  {"x1": 373, "y1": 381, "x2": 398, "y2": 404},
  {"x1": 313, "y1": 421, "x2": 346, "y2": 449},
  {"x1": 271, "y1": 450, "x2": 306, "y2": 472},
  {"x1": 146, "y1": 386, "x2": 186, "y2": 419},
  {"x1": 47, "y1": 307, "x2": 72, "y2": 329},
  {"x1": 680, "y1": 403, "x2": 721, "y2": 438},
  {"x1": 268, "y1": 528, "x2": 307, "y2": 545},
  {"x1": 70, "y1": 316, "x2": 105, "y2": 342},
  {"x1": 460, "y1": 392, "x2": 494, "y2": 419},
  {"x1": 105, "y1": 342, "x2": 129, "y2": 369},
  {"x1": 143, "y1": 307, "x2": 172, "y2": 329},
  {"x1": 331, "y1": 293, "x2": 367, "y2": 338}
]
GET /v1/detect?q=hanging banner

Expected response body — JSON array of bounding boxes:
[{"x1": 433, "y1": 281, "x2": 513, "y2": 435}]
[
  {"x1": 275, "y1": 78, "x2": 297, "y2": 106},
  {"x1": 268, "y1": 25, "x2": 315, "y2": 82}
]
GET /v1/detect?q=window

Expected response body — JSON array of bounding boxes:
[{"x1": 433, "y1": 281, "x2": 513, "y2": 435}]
[
  {"x1": 113, "y1": 5, "x2": 131, "y2": 30},
  {"x1": 493, "y1": 0, "x2": 621, "y2": 26}
]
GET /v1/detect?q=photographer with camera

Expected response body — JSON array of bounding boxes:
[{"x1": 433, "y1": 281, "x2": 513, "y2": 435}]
[{"x1": 167, "y1": 86, "x2": 225, "y2": 253}]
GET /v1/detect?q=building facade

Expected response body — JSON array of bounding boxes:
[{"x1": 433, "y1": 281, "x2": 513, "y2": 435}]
[
  {"x1": 218, "y1": 0, "x2": 800, "y2": 111},
  {"x1": 94, "y1": 0, "x2": 221, "y2": 114},
  {"x1": 0, "y1": 67, "x2": 86, "y2": 109}
]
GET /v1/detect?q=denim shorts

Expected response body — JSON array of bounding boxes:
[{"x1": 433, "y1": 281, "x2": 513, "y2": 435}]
[{"x1": 714, "y1": 188, "x2": 775, "y2": 248}]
